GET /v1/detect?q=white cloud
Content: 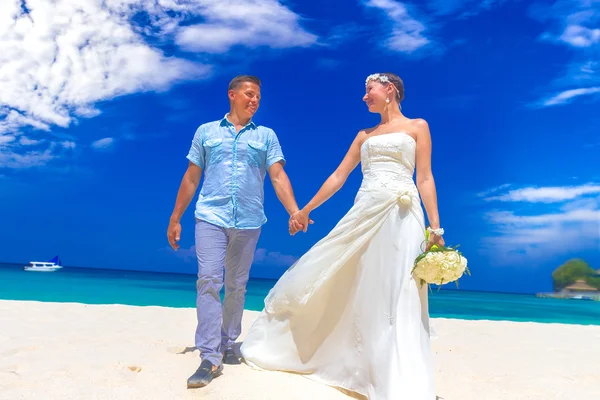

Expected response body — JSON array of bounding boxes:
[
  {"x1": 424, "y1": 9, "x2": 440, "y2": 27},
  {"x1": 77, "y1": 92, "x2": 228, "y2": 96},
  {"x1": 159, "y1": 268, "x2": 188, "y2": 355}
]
[
  {"x1": 559, "y1": 24, "x2": 600, "y2": 48},
  {"x1": 166, "y1": 245, "x2": 198, "y2": 264},
  {"x1": 0, "y1": 0, "x2": 206, "y2": 133},
  {"x1": 485, "y1": 184, "x2": 600, "y2": 203},
  {"x1": 0, "y1": 135, "x2": 16, "y2": 146},
  {"x1": 539, "y1": 86, "x2": 600, "y2": 107},
  {"x1": 560, "y1": 196, "x2": 600, "y2": 213},
  {"x1": 486, "y1": 207, "x2": 599, "y2": 225},
  {"x1": 552, "y1": 61, "x2": 600, "y2": 89},
  {"x1": 91, "y1": 137, "x2": 114, "y2": 150},
  {"x1": 481, "y1": 207, "x2": 599, "y2": 264},
  {"x1": 0, "y1": 109, "x2": 51, "y2": 134},
  {"x1": 361, "y1": 0, "x2": 431, "y2": 53},
  {"x1": 321, "y1": 23, "x2": 367, "y2": 48},
  {"x1": 0, "y1": 136, "x2": 78, "y2": 168},
  {"x1": 531, "y1": 0, "x2": 600, "y2": 107},
  {"x1": 175, "y1": 1, "x2": 317, "y2": 53},
  {"x1": 163, "y1": 245, "x2": 297, "y2": 268},
  {"x1": 532, "y1": 0, "x2": 600, "y2": 45},
  {"x1": 253, "y1": 248, "x2": 298, "y2": 267},
  {"x1": 477, "y1": 183, "x2": 512, "y2": 198},
  {"x1": 0, "y1": 0, "x2": 317, "y2": 168},
  {"x1": 480, "y1": 183, "x2": 600, "y2": 264},
  {"x1": 61, "y1": 141, "x2": 76, "y2": 149},
  {"x1": 0, "y1": 148, "x2": 55, "y2": 169},
  {"x1": 18, "y1": 136, "x2": 40, "y2": 146}
]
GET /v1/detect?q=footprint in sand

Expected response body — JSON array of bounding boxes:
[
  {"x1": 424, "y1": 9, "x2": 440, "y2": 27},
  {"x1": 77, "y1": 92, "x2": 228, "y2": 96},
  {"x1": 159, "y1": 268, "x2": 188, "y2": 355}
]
[
  {"x1": 166, "y1": 346, "x2": 196, "y2": 355},
  {"x1": 0, "y1": 370, "x2": 22, "y2": 387},
  {"x1": 1, "y1": 345, "x2": 39, "y2": 358}
]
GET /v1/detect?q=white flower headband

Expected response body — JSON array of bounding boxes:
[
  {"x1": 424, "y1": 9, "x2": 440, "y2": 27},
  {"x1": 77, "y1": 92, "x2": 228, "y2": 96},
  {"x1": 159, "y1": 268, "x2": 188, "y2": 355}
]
[
  {"x1": 365, "y1": 73, "x2": 401, "y2": 99},
  {"x1": 365, "y1": 73, "x2": 390, "y2": 85}
]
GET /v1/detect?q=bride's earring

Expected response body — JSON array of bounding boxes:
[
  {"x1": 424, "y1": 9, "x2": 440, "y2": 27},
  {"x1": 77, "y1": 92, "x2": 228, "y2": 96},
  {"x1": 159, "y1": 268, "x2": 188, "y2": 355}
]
[{"x1": 386, "y1": 97, "x2": 390, "y2": 104}]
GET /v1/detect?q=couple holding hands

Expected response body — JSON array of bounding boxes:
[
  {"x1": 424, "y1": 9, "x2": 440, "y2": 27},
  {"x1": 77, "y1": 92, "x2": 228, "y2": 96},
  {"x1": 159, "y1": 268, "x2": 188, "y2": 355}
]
[{"x1": 167, "y1": 73, "x2": 443, "y2": 400}]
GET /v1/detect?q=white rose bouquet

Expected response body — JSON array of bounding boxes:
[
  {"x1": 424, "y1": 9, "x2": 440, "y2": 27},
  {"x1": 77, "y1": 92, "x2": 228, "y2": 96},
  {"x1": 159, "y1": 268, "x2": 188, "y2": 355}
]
[{"x1": 412, "y1": 228, "x2": 470, "y2": 288}]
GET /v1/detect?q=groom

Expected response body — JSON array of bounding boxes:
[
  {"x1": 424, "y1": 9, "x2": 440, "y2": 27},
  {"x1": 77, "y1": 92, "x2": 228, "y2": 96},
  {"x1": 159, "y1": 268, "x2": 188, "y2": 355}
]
[{"x1": 167, "y1": 75, "x2": 305, "y2": 388}]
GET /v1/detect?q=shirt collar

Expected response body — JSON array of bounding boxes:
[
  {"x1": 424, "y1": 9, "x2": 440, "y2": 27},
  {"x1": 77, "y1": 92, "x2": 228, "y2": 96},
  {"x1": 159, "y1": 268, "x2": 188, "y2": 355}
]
[{"x1": 220, "y1": 113, "x2": 257, "y2": 129}]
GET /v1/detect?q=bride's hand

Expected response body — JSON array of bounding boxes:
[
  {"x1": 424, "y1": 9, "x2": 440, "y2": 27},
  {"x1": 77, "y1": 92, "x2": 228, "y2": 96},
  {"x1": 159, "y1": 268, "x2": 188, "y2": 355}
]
[
  {"x1": 289, "y1": 214, "x2": 303, "y2": 235},
  {"x1": 289, "y1": 209, "x2": 314, "y2": 235},
  {"x1": 425, "y1": 232, "x2": 445, "y2": 251}
]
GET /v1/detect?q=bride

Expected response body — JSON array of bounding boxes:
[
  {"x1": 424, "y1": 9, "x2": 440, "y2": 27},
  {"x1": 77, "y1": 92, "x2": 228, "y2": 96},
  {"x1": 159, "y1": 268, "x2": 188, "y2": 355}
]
[{"x1": 240, "y1": 72, "x2": 444, "y2": 400}]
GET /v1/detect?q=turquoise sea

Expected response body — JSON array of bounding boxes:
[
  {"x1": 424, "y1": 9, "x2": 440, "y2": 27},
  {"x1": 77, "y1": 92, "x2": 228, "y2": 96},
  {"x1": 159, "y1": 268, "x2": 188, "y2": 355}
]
[{"x1": 1, "y1": 263, "x2": 599, "y2": 325}]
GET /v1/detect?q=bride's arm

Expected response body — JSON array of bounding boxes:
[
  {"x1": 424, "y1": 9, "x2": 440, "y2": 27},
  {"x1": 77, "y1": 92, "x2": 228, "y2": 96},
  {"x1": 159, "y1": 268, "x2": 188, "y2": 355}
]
[
  {"x1": 290, "y1": 132, "x2": 363, "y2": 233},
  {"x1": 304, "y1": 133, "x2": 363, "y2": 212},
  {"x1": 414, "y1": 119, "x2": 443, "y2": 243}
]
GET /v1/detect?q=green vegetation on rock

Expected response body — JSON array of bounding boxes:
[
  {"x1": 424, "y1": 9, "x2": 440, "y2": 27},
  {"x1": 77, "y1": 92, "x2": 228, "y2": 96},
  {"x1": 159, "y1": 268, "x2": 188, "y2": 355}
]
[{"x1": 552, "y1": 259, "x2": 600, "y2": 291}]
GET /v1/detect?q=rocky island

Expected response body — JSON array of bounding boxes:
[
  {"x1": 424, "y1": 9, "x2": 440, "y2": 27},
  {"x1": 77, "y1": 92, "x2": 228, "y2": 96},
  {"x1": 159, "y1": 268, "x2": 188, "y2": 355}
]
[{"x1": 537, "y1": 259, "x2": 600, "y2": 301}]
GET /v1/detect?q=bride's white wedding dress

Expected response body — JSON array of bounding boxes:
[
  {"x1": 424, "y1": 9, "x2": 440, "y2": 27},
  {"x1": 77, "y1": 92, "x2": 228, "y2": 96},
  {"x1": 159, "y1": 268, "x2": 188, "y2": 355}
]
[{"x1": 241, "y1": 132, "x2": 435, "y2": 400}]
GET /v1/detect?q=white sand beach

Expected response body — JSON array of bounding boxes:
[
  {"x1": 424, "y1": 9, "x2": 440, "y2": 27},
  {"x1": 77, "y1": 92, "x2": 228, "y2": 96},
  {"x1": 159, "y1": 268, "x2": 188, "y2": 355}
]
[{"x1": 1, "y1": 300, "x2": 599, "y2": 400}]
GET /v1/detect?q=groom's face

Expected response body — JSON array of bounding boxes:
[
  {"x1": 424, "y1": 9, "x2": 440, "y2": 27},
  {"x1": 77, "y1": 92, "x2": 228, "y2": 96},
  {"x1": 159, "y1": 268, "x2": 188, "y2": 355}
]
[{"x1": 229, "y1": 82, "x2": 261, "y2": 119}]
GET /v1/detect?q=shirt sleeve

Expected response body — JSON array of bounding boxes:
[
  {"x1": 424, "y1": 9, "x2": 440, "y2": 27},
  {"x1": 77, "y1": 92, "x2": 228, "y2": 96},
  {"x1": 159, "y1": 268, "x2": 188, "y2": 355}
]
[
  {"x1": 267, "y1": 130, "x2": 286, "y2": 168},
  {"x1": 186, "y1": 125, "x2": 205, "y2": 169}
]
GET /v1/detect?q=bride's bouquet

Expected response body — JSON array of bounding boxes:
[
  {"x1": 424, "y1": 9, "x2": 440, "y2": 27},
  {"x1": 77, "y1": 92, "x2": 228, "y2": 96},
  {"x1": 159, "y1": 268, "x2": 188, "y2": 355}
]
[{"x1": 412, "y1": 228, "x2": 470, "y2": 288}]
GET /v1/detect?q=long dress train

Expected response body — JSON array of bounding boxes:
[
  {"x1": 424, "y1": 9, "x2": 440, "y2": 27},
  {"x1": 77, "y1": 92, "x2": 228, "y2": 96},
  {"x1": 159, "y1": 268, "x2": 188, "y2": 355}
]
[{"x1": 241, "y1": 132, "x2": 436, "y2": 400}]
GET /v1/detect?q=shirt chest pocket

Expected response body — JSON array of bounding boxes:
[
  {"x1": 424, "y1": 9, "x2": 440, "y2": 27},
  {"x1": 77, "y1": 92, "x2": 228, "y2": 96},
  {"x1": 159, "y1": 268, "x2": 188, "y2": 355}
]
[
  {"x1": 204, "y1": 137, "x2": 224, "y2": 165},
  {"x1": 247, "y1": 140, "x2": 267, "y2": 168}
]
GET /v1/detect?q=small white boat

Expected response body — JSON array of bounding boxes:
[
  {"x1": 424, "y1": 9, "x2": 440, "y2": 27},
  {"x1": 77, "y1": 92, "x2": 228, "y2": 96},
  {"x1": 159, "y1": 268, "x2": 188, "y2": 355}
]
[{"x1": 24, "y1": 256, "x2": 63, "y2": 272}]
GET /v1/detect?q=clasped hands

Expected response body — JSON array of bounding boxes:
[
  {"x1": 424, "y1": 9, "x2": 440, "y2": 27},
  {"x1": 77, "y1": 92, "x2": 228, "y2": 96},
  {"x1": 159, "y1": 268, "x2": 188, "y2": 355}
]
[{"x1": 288, "y1": 208, "x2": 314, "y2": 235}]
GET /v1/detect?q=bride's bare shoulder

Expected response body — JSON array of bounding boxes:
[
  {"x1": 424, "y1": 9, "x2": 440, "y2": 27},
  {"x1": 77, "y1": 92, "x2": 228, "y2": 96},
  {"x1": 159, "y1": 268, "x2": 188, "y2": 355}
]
[
  {"x1": 409, "y1": 118, "x2": 430, "y2": 134},
  {"x1": 408, "y1": 117, "x2": 428, "y2": 129},
  {"x1": 355, "y1": 127, "x2": 377, "y2": 145},
  {"x1": 362, "y1": 126, "x2": 378, "y2": 134},
  {"x1": 408, "y1": 118, "x2": 431, "y2": 143}
]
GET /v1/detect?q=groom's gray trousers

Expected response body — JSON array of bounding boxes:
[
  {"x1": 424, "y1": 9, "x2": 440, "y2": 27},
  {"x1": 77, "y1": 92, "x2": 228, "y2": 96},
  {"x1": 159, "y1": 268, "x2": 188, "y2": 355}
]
[{"x1": 194, "y1": 219, "x2": 261, "y2": 366}]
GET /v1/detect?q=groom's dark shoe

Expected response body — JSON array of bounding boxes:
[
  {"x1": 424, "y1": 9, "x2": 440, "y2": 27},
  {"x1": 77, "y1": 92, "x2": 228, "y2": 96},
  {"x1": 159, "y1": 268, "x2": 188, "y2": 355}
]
[
  {"x1": 222, "y1": 349, "x2": 242, "y2": 365},
  {"x1": 187, "y1": 360, "x2": 223, "y2": 389}
]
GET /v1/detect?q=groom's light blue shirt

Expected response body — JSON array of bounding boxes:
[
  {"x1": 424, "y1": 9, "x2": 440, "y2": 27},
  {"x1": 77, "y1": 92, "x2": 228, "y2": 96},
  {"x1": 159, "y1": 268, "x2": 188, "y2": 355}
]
[{"x1": 187, "y1": 114, "x2": 286, "y2": 229}]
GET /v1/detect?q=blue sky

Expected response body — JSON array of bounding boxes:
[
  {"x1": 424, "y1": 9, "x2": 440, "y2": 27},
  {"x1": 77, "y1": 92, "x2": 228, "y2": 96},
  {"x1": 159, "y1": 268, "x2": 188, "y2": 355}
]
[{"x1": 0, "y1": 0, "x2": 598, "y2": 294}]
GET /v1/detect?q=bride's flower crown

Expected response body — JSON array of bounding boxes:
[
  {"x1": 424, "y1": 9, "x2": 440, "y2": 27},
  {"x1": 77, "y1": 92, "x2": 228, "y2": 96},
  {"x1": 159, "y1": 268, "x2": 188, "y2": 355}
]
[
  {"x1": 365, "y1": 73, "x2": 390, "y2": 85},
  {"x1": 365, "y1": 73, "x2": 401, "y2": 100}
]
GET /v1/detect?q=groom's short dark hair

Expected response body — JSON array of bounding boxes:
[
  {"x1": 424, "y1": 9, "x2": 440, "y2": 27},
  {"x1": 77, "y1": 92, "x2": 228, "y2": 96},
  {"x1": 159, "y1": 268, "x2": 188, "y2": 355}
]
[{"x1": 228, "y1": 75, "x2": 261, "y2": 91}]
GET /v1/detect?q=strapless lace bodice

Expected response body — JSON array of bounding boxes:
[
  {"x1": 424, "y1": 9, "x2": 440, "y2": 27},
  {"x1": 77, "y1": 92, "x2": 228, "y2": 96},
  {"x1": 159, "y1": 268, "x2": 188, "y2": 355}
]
[{"x1": 359, "y1": 132, "x2": 417, "y2": 194}]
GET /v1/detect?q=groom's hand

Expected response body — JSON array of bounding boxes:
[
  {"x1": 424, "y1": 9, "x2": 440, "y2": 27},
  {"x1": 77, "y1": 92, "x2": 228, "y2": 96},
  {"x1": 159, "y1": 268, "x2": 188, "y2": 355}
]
[
  {"x1": 289, "y1": 209, "x2": 314, "y2": 235},
  {"x1": 167, "y1": 219, "x2": 182, "y2": 250},
  {"x1": 288, "y1": 215, "x2": 303, "y2": 235}
]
